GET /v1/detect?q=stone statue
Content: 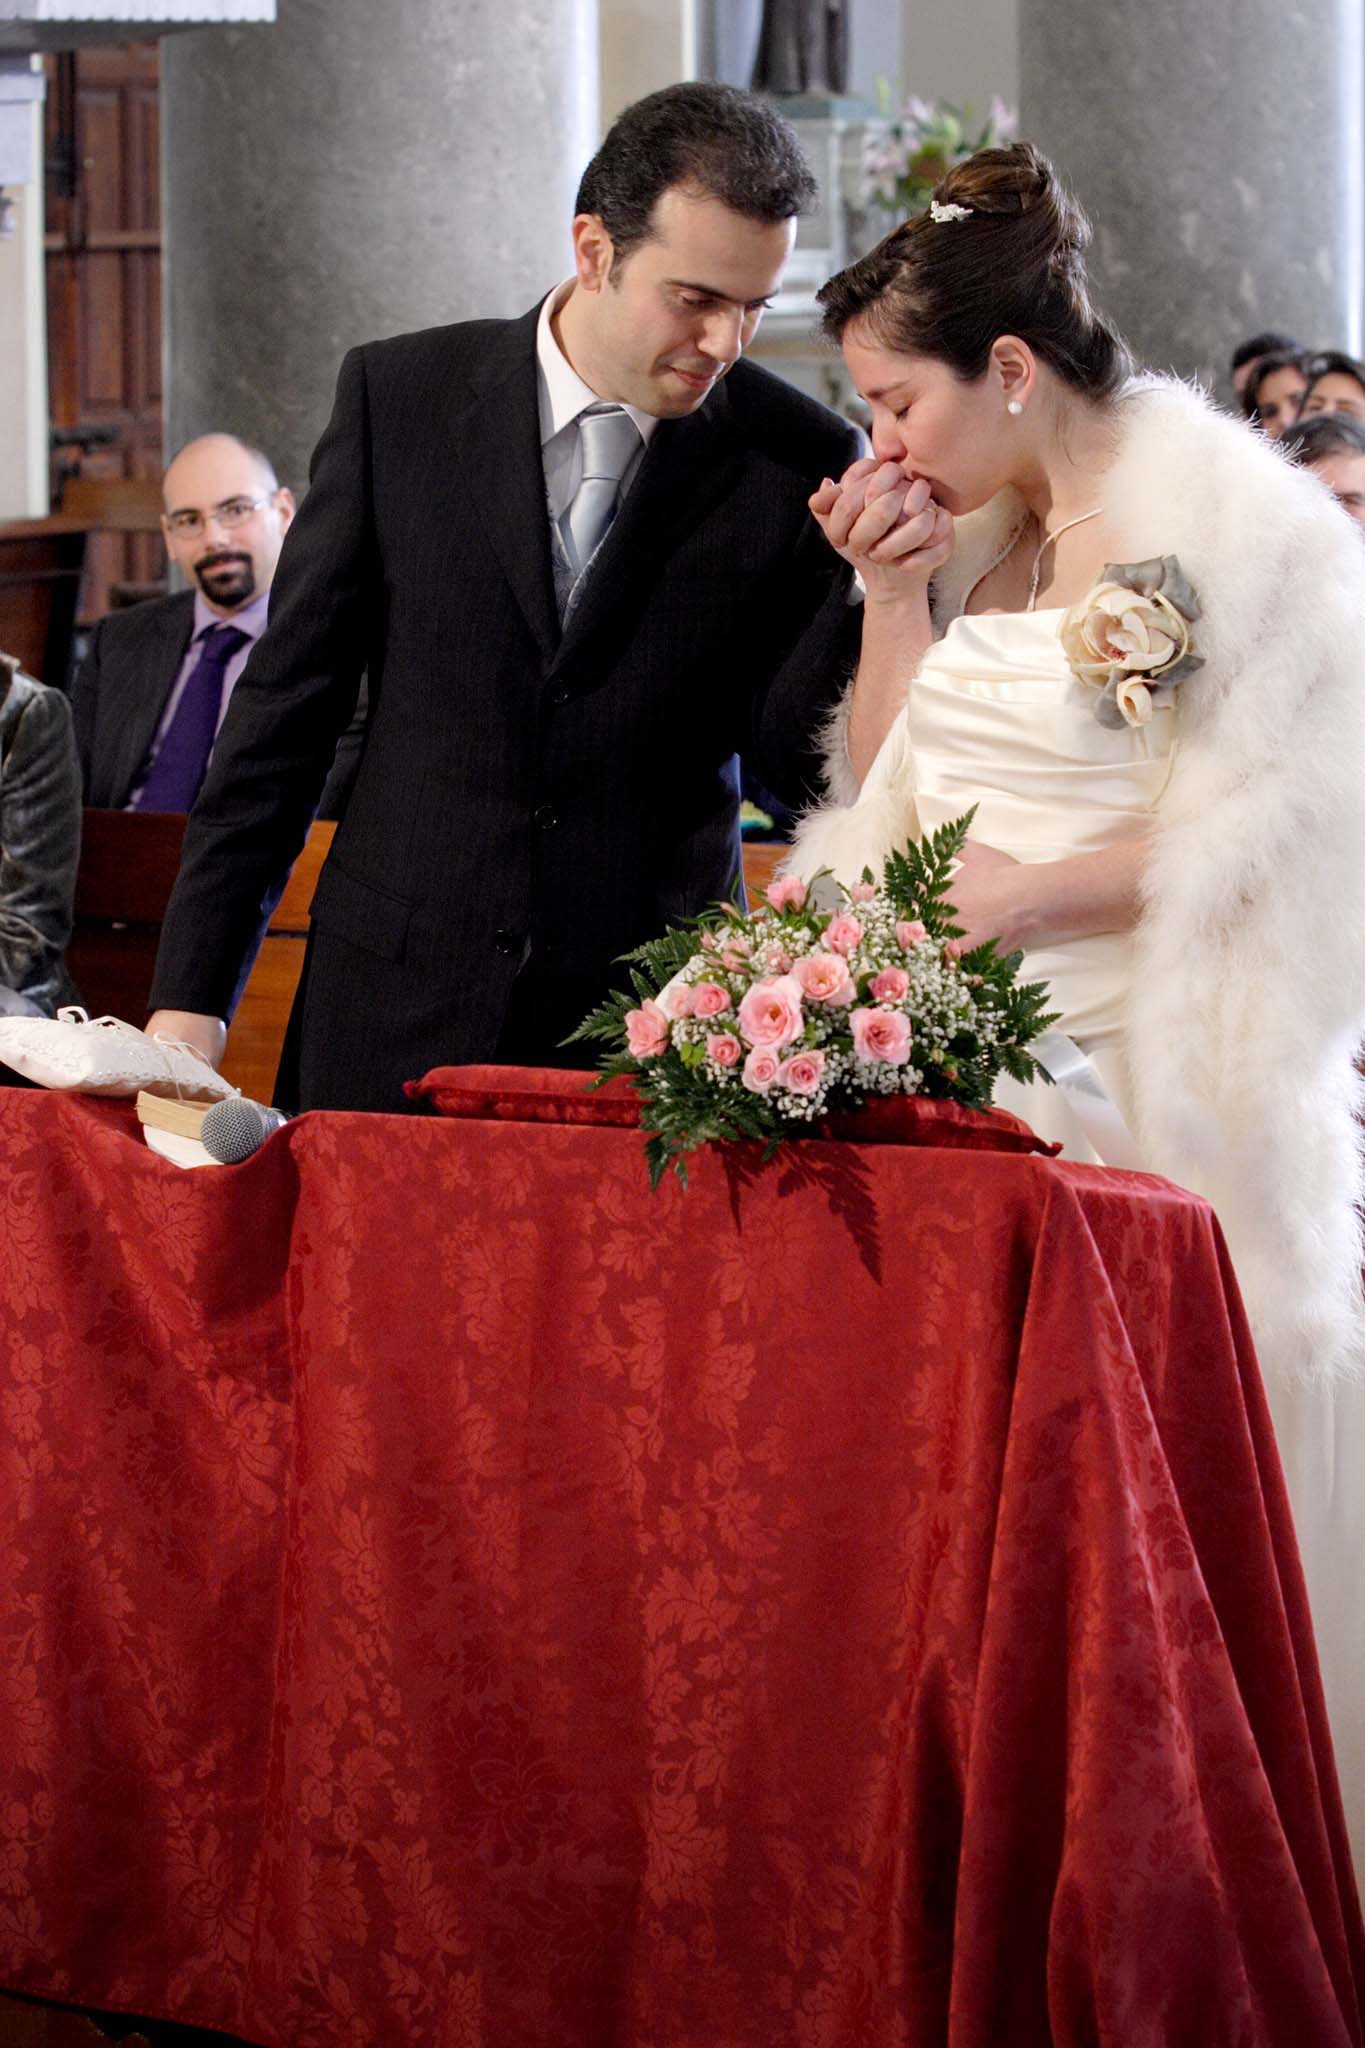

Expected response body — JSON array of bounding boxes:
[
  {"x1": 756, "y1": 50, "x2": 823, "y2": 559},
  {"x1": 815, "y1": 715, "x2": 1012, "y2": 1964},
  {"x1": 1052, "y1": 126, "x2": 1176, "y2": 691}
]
[{"x1": 752, "y1": 0, "x2": 849, "y2": 96}]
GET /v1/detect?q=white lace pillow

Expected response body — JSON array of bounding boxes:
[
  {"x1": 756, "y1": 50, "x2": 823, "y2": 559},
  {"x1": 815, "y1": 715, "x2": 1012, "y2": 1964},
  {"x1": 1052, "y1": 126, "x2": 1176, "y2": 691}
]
[{"x1": 0, "y1": 1007, "x2": 238, "y2": 1102}]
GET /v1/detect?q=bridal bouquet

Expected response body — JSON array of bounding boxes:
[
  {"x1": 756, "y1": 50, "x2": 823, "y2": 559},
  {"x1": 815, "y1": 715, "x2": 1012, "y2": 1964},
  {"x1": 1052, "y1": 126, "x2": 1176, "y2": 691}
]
[{"x1": 568, "y1": 812, "x2": 1057, "y2": 1187}]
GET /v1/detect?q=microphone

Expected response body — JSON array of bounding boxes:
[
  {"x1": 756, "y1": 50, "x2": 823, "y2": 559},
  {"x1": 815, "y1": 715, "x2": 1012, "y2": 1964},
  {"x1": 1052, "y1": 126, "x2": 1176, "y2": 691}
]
[{"x1": 199, "y1": 1095, "x2": 291, "y2": 1164}]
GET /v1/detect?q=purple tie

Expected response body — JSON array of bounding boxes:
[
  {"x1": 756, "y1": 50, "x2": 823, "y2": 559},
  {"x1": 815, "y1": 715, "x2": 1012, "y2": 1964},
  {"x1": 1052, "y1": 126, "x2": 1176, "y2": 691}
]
[{"x1": 133, "y1": 623, "x2": 250, "y2": 812}]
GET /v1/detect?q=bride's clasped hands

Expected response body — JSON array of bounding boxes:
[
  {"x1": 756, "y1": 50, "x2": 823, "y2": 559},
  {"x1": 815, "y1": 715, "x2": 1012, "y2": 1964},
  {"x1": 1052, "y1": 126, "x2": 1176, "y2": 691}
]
[
  {"x1": 807, "y1": 456, "x2": 954, "y2": 597},
  {"x1": 804, "y1": 456, "x2": 1144, "y2": 956},
  {"x1": 806, "y1": 457, "x2": 953, "y2": 783}
]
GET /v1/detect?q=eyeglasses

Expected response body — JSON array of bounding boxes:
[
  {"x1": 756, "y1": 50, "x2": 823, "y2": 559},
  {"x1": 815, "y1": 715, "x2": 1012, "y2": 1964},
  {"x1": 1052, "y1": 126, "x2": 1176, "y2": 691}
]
[{"x1": 164, "y1": 494, "x2": 272, "y2": 537}]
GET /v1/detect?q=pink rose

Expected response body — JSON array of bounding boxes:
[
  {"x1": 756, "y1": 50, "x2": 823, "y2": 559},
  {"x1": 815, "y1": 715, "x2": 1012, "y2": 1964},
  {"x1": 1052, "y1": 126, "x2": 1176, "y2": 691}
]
[
  {"x1": 707, "y1": 1033, "x2": 741, "y2": 1068},
  {"x1": 943, "y1": 940, "x2": 962, "y2": 962},
  {"x1": 849, "y1": 881, "x2": 877, "y2": 903},
  {"x1": 692, "y1": 980, "x2": 731, "y2": 1017},
  {"x1": 896, "y1": 920, "x2": 927, "y2": 949},
  {"x1": 778, "y1": 1048, "x2": 826, "y2": 1095},
  {"x1": 763, "y1": 946, "x2": 793, "y2": 975},
  {"x1": 737, "y1": 975, "x2": 805, "y2": 1051},
  {"x1": 824, "y1": 915, "x2": 864, "y2": 956},
  {"x1": 851, "y1": 1007, "x2": 912, "y2": 1065},
  {"x1": 869, "y1": 966, "x2": 908, "y2": 1003},
  {"x1": 625, "y1": 999, "x2": 670, "y2": 1060},
  {"x1": 721, "y1": 951, "x2": 747, "y2": 973},
  {"x1": 656, "y1": 971, "x2": 694, "y2": 1019},
  {"x1": 766, "y1": 875, "x2": 807, "y2": 912},
  {"x1": 742, "y1": 1047, "x2": 780, "y2": 1093},
  {"x1": 793, "y1": 951, "x2": 856, "y2": 1006}
]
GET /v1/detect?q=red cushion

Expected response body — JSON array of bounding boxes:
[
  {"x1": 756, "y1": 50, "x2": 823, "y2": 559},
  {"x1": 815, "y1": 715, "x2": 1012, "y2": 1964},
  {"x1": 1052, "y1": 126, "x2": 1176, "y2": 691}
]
[
  {"x1": 406, "y1": 1066, "x2": 643, "y2": 1128},
  {"x1": 406, "y1": 1065, "x2": 1059, "y2": 1156}
]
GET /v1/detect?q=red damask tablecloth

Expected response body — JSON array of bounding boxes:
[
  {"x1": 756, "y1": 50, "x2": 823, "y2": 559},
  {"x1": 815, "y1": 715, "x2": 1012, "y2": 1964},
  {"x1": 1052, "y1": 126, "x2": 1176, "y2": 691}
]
[{"x1": 0, "y1": 1087, "x2": 1361, "y2": 2048}]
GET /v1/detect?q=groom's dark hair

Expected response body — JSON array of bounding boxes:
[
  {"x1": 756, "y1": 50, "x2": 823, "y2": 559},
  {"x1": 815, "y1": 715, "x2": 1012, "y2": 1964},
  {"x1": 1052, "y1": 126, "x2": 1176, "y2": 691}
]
[{"x1": 575, "y1": 83, "x2": 817, "y2": 266}]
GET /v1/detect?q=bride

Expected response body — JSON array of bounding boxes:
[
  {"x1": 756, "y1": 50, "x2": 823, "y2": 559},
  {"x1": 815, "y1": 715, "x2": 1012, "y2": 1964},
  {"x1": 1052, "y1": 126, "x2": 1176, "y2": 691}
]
[{"x1": 789, "y1": 141, "x2": 1365, "y2": 1867}]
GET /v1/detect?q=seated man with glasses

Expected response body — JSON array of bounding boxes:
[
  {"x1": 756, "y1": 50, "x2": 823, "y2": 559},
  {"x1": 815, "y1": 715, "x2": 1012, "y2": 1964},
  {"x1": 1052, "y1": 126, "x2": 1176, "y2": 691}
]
[{"x1": 72, "y1": 433, "x2": 362, "y2": 818}]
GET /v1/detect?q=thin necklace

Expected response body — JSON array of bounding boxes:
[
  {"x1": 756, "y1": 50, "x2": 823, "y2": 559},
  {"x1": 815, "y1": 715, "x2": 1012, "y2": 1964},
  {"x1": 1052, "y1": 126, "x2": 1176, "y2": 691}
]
[{"x1": 1026, "y1": 505, "x2": 1103, "y2": 611}]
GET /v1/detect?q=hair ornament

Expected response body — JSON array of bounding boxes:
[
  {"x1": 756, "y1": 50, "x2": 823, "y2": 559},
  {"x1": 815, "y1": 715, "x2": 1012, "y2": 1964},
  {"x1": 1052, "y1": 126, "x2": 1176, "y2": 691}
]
[{"x1": 929, "y1": 199, "x2": 973, "y2": 224}]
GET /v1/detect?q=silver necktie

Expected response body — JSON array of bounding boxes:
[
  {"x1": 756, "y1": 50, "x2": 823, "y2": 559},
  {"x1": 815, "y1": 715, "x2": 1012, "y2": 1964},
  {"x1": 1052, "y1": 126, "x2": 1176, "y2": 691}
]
[{"x1": 564, "y1": 404, "x2": 641, "y2": 580}]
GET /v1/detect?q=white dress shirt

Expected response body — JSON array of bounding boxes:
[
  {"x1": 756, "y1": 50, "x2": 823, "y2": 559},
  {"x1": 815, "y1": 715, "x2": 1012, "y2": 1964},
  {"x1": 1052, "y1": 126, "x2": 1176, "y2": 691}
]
[{"x1": 535, "y1": 281, "x2": 659, "y2": 536}]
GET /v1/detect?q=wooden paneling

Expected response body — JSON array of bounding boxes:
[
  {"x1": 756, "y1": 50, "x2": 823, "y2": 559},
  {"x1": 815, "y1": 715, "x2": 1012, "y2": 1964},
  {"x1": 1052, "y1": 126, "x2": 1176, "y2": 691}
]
[
  {"x1": 45, "y1": 43, "x2": 165, "y2": 619},
  {"x1": 78, "y1": 87, "x2": 124, "y2": 236},
  {"x1": 80, "y1": 252, "x2": 124, "y2": 404},
  {"x1": 128, "y1": 75, "x2": 158, "y2": 235}
]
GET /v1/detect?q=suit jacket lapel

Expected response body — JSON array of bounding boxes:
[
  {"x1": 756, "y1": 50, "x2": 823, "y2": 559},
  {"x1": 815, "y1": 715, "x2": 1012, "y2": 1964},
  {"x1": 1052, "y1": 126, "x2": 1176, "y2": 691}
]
[
  {"x1": 111, "y1": 595, "x2": 194, "y2": 804},
  {"x1": 455, "y1": 303, "x2": 560, "y2": 664},
  {"x1": 550, "y1": 384, "x2": 742, "y2": 677}
]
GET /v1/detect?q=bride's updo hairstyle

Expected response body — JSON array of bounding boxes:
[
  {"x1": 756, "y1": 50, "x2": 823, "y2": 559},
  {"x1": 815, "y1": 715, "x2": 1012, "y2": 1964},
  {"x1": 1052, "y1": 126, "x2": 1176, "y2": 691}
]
[{"x1": 819, "y1": 143, "x2": 1130, "y2": 402}]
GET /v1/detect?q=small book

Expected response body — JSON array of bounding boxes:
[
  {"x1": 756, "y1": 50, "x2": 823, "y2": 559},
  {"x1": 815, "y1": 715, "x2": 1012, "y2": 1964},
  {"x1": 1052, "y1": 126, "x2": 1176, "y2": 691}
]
[{"x1": 135, "y1": 1090, "x2": 209, "y2": 1140}]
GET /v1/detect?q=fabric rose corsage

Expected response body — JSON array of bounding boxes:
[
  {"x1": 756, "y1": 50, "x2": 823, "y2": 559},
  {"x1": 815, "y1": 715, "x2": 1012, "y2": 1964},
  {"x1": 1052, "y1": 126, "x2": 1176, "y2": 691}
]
[{"x1": 1059, "y1": 556, "x2": 1203, "y2": 729}]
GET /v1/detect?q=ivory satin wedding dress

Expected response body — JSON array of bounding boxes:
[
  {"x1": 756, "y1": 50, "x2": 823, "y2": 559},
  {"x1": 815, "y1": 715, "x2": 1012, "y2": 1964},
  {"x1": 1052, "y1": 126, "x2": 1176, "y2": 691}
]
[{"x1": 833, "y1": 600, "x2": 1175, "y2": 1161}]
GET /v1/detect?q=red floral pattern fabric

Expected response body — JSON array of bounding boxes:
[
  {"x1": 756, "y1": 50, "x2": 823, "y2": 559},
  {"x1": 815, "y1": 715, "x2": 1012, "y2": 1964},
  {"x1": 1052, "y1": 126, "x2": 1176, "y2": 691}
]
[{"x1": 1, "y1": 1089, "x2": 1361, "y2": 2047}]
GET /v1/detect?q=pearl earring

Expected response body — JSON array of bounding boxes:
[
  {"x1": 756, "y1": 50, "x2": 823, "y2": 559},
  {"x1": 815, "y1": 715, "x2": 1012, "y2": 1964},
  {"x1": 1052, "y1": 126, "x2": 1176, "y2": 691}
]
[{"x1": 1006, "y1": 400, "x2": 1024, "y2": 416}]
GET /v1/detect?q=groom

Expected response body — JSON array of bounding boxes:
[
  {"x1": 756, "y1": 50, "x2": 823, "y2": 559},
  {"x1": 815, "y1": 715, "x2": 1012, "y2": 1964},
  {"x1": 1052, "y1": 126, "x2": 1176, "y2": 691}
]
[{"x1": 146, "y1": 82, "x2": 861, "y2": 1112}]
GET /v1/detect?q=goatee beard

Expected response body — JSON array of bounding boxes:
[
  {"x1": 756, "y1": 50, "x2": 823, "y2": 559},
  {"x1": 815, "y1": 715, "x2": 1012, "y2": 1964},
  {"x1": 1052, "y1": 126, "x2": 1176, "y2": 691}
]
[{"x1": 194, "y1": 554, "x2": 256, "y2": 607}]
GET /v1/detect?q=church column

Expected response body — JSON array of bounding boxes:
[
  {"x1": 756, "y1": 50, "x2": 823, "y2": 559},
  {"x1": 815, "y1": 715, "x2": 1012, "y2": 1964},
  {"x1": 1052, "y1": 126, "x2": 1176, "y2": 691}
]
[
  {"x1": 1019, "y1": 0, "x2": 1362, "y2": 388},
  {"x1": 161, "y1": 0, "x2": 599, "y2": 489}
]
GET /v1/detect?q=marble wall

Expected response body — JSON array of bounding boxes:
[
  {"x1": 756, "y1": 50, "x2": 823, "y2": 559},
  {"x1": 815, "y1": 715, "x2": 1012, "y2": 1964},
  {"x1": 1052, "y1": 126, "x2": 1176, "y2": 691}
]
[
  {"x1": 162, "y1": 0, "x2": 598, "y2": 488},
  {"x1": 599, "y1": 0, "x2": 688, "y2": 125},
  {"x1": 1021, "y1": 0, "x2": 1362, "y2": 385},
  {"x1": 903, "y1": 0, "x2": 1018, "y2": 116}
]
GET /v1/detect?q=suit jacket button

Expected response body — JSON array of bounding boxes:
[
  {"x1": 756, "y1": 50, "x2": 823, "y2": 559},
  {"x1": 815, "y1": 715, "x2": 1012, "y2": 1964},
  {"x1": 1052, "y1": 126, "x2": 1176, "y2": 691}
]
[
  {"x1": 492, "y1": 928, "x2": 521, "y2": 955},
  {"x1": 533, "y1": 805, "x2": 559, "y2": 831},
  {"x1": 547, "y1": 683, "x2": 570, "y2": 707}
]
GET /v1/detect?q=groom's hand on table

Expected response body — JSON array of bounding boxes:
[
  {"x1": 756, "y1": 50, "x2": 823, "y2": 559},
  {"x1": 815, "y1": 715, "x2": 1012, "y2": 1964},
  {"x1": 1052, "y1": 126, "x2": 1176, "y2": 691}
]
[
  {"x1": 809, "y1": 458, "x2": 953, "y2": 603},
  {"x1": 144, "y1": 1009, "x2": 227, "y2": 1070}
]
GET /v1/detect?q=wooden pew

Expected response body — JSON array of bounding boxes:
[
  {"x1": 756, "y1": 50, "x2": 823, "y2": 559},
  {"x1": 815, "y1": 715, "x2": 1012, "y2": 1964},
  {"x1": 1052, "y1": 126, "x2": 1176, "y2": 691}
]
[
  {"x1": 0, "y1": 514, "x2": 89, "y2": 687},
  {"x1": 68, "y1": 810, "x2": 335, "y2": 1105},
  {"x1": 59, "y1": 473, "x2": 168, "y2": 613},
  {"x1": 222, "y1": 825, "x2": 334, "y2": 1100},
  {"x1": 67, "y1": 820, "x2": 791, "y2": 1109},
  {"x1": 740, "y1": 838, "x2": 785, "y2": 904}
]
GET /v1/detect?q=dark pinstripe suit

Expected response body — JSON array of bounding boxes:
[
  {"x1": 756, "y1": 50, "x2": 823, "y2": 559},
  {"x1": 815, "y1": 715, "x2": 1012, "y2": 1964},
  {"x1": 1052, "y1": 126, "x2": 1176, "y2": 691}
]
[{"x1": 149, "y1": 302, "x2": 859, "y2": 1111}]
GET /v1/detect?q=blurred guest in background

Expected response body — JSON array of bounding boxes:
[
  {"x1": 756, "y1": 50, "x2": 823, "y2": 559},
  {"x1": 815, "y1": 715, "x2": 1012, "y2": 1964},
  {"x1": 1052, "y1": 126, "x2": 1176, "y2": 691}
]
[
  {"x1": 71, "y1": 435, "x2": 365, "y2": 821},
  {"x1": 1282, "y1": 411, "x2": 1365, "y2": 530},
  {"x1": 0, "y1": 650, "x2": 80, "y2": 1020},
  {"x1": 1241, "y1": 348, "x2": 1308, "y2": 438},
  {"x1": 1229, "y1": 328, "x2": 1303, "y2": 403},
  {"x1": 1298, "y1": 349, "x2": 1365, "y2": 425}
]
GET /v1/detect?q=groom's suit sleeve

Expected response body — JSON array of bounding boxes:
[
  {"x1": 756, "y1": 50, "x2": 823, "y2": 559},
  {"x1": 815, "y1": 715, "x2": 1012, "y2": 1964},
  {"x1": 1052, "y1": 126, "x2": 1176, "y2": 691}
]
[
  {"x1": 743, "y1": 406, "x2": 862, "y2": 810},
  {"x1": 148, "y1": 346, "x2": 378, "y2": 1022}
]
